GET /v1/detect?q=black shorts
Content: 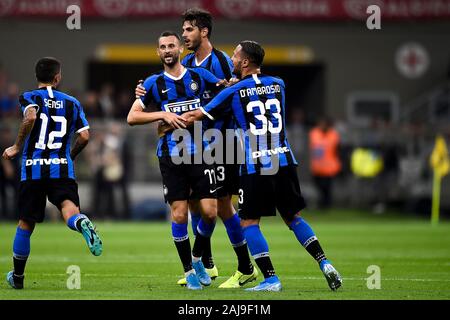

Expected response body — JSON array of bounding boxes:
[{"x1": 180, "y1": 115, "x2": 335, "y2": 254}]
[
  {"x1": 215, "y1": 164, "x2": 240, "y2": 198},
  {"x1": 237, "y1": 165, "x2": 307, "y2": 220},
  {"x1": 19, "y1": 178, "x2": 80, "y2": 223},
  {"x1": 159, "y1": 157, "x2": 218, "y2": 203}
]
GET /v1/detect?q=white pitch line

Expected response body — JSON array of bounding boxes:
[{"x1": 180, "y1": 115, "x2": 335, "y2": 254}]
[{"x1": 35, "y1": 274, "x2": 450, "y2": 282}]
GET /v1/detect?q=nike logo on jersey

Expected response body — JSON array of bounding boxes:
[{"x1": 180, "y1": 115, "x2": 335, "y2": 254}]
[
  {"x1": 209, "y1": 186, "x2": 223, "y2": 193},
  {"x1": 162, "y1": 88, "x2": 171, "y2": 93}
]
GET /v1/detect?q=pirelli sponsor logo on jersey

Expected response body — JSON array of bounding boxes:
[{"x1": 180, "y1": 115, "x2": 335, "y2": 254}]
[
  {"x1": 164, "y1": 99, "x2": 201, "y2": 113},
  {"x1": 239, "y1": 84, "x2": 281, "y2": 98},
  {"x1": 26, "y1": 158, "x2": 68, "y2": 166},
  {"x1": 252, "y1": 146, "x2": 290, "y2": 159}
]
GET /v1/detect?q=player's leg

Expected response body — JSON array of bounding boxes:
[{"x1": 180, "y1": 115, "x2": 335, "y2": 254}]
[
  {"x1": 7, "y1": 219, "x2": 35, "y2": 289},
  {"x1": 278, "y1": 166, "x2": 342, "y2": 291},
  {"x1": 191, "y1": 197, "x2": 217, "y2": 286},
  {"x1": 7, "y1": 180, "x2": 44, "y2": 289},
  {"x1": 238, "y1": 174, "x2": 281, "y2": 292},
  {"x1": 61, "y1": 200, "x2": 103, "y2": 256},
  {"x1": 241, "y1": 219, "x2": 281, "y2": 292},
  {"x1": 282, "y1": 212, "x2": 342, "y2": 290},
  {"x1": 187, "y1": 163, "x2": 220, "y2": 286},
  {"x1": 217, "y1": 194, "x2": 258, "y2": 288},
  {"x1": 48, "y1": 179, "x2": 102, "y2": 256},
  {"x1": 176, "y1": 198, "x2": 218, "y2": 286},
  {"x1": 170, "y1": 200, "x2": 201, "y2": 290},
  {"x1": 189, "y1": 199, "x2": 216, "y2": 272},
  {"x1": 159, "y1": 157, "x2": 201, "y2": 289}
]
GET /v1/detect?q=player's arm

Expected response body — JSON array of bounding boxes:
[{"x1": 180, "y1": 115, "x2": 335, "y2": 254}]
[
  {"x1": 197, "y1": 68, "x2": 228, "y2": 92},
  {"x1": 181, "y1": 109, "x2": 204, "y2": 126},
  {"x1": 127, "y1": 99, "x2": 187, "y2": 129},
  {"x1": 134, "y1": 80, "x2": 171, "y2": 136},
  {"x1": 70, "y1": 129, "x2": 89, "y2": 161},
  {"x1": 2, "y1": 107, "x2": 37, "y2": 160}
]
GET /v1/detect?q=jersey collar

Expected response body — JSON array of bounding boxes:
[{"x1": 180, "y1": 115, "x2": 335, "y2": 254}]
[{"x1": 164, "y1": 67, "x2": 187, "y2": 81}]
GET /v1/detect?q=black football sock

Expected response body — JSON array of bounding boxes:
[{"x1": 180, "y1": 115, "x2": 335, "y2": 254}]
[
  {"x1": 234, "y1": 243, "x2": 254, "y2": 274},
  {"x1": 254, "y1": 256, "x2": 276, "y2": 279},
  {"x1": 201, "y1": 239, "x2": 214, "y2": 269},
  {"x1": 172, "y1": 222, "x2": 193, "y2": 272},
  {"x1": 192, "y1": 233, "x2": 209, "y2": 260},
  {"x1": 13, "y1": 256, "x2": 28, "y2": 276}
]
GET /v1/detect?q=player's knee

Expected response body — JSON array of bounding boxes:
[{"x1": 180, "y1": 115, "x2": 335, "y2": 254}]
[
  {"x1": 170, "y1": 201, "x2": 189, "y2": 223},
  {"x1": 199, "y1": 198, "x2": 217, "y2": 221},
  {"x1": 18, "y1": 219, "x2": 35, "y2": 233},
  {"x1": 171, "y1": 210, "x2": 188, "y2": 224},
  {"x1": 240, "y1": 218, "x2": 259, "y2": 228},
  {"x1": 217, "y1": 196, "x2": 234, "y2": 221}
]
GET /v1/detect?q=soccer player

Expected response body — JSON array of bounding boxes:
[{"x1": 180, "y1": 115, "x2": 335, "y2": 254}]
[
  {"x1": 2, "y1": 57, "x2": 103, "y2": 289},
  {"x1": 127, "y1": 31, "x2": 224, "y2": 290},
  {"x1": 181, "y1": 41, "x2": 343, "y2": 292},
  {"x1": 136, "y1": 8, "x2": 257, "y2": 289}
]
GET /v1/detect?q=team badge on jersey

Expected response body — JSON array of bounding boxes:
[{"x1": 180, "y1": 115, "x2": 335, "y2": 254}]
[{"x1": 190, "y1": 81, "x2": 199, "y2": 92}]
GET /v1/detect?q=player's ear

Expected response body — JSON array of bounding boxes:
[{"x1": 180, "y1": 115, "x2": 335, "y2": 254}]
[
  {"x1": 201, "y1": 27, "x2": 208, "y2": 38},
  {"x1": 242, "y1": 58, "x2": 250, "y2": 69},
  {"x1": 54, "y1": 72, "x2": 62, "y2": 86}
]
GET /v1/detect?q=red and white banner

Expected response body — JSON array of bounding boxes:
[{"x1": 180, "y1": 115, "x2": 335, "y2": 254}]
[{"x1": 1, "y1": 0, "x2": 450, "y2": 20}]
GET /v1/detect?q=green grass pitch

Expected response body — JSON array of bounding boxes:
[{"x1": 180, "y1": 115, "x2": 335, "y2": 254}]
[{"x1": 1, "y1": 209, "x2": 449, "y2": 300}]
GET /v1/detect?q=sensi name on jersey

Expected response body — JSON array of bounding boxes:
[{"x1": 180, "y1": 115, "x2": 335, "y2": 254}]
[
  {"x1": 44, "y1": 99, "x2": 63, "y2": 109},
  {"x1": 164, "y1": 98, "x2": 201, "y2": 113}
]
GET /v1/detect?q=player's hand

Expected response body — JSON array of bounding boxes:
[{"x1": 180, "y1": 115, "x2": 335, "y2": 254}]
[
  {"x1": 2, "y1": 145, "x2": 20, "y2": 160},
  {"x1": 135, "y1": 80, "x2": 146, "y2": 99},
  {"x1": 181, "y1": 111, "x2": 197, "y2": 126},
  {"x1": 216, "y1": 79, "x2": 229, "y2": 87},
  {"x1": 162, "y1": 113, "x2": 187, "y2": 129},
  {"x1": 157, "y1": 121, "x2": 173, "y2": 137},
  {"x1": 227, "y1": 77, "x2": 239, "y2": 86}
]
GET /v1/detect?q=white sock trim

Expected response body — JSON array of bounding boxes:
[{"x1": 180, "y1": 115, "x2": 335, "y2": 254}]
[{"x1": 252, "y1": 252, "x2": 270, "y2": 260}]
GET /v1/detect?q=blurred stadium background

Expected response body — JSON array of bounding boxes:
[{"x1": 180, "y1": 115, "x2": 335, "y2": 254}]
[
  {"x1": 1, "y1": 0, "x2": 450, "y2": 221},
  {"x1": 1, "y1": 0, "x2": 450, "y2": 301}
]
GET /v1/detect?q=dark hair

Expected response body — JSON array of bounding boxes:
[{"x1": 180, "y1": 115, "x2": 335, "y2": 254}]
[
  {"x1": 182, "y1": 8, "x2": 213, "y2": 38},
  {"x1": 35, "y1": 57, "x2": 61, "y2": 83},
  {"x1": 158, "y1": 30, "x2": 182, "y2": 44},
  {"x1": 239, "y1": 40, "x2": 265, "y2": 67}
]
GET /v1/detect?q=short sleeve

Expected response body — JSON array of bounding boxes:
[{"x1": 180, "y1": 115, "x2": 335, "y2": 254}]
[
  {"x1": 75, "y1": 100, "x2": 90, "y2": 133},
  {"x1": 139, "y1": 76, "x2": 157, "y2": 109},
  {"x1": 19, "y1": 92, "x2": 39, "y2": 116},
  {"x1": 200, "y1": 86, "x2": 234, "y2": 121}
]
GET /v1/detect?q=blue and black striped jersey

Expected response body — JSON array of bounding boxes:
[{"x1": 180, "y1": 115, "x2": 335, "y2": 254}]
[
  {"x1": 182, "y1": 48, "x2": 235, "y2": 133},
  {"x1": 139, "y1": 67, "x2": 220, "y2": 158},
  {"x1": 19, "y1": 86, "x2": 89, "y2": 181},
  {"x1": 201, "y1": 73, "x2": 298, "y2": 175}
]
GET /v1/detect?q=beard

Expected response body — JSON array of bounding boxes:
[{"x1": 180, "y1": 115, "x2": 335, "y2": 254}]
[
  {"x1": 232, "y1": 61, "x2": 242, "y2": 79},
  {"x1": 184, "y1": 37, "x2": 200, "y2": 51},
  {"x1": 160, "y1": 53, "x2": 179, "y2": 67}
]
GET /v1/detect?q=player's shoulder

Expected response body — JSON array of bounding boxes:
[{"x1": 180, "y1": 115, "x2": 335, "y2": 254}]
[
  {"x1": 188, "y1": 66, "x2": 214, "y2": 78},
  {"x1": 182, "y1": 53, "x2": 195, "y2": 65},
  {"x1": 212, "y1": 48, "x2": 232, "y2": 61},
  {"x1": 262, "y1": 74, "x2": 285, "y2": 87},
  {"x1": 53, "y1": 90, "x2": 81, "y2": 106},
  {"x1": 144, "y1": 71, "x2": 163, "y2": 84},
  {"x1": 20, "y1": 89, "x2": 36, "y2": 99}
]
